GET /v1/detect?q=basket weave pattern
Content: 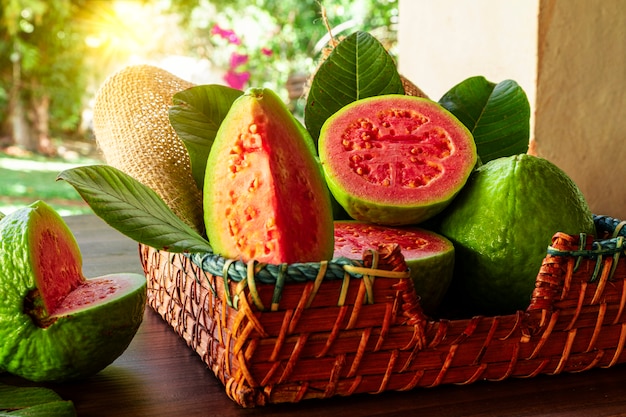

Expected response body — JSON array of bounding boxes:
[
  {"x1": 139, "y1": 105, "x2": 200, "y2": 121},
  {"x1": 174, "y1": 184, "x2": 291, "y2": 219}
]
[{"x1": 140, "y1": 216, "x2": 626, "y2": 408}]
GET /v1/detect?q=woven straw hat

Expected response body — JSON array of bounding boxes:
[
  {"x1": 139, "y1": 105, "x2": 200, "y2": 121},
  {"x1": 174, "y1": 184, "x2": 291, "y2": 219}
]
[
  {"x1": 92, "y1": 65, "x2": 204, "y2": 233},
  {"x1": 401, "y1": 75, "x2": 429, "y2": 98}
]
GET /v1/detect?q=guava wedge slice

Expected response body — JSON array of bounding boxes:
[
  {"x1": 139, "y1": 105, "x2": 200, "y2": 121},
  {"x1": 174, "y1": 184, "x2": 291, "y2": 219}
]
[
  {"x1": 334, "y1": 220, "x2": 454, "y2": 315},
  {"x1": 319, "y1": 94, "x2": 477, "y2": 226},
  {"x1": 204, "y1": 88, "x2": 335, "y2": 264},
  {"x1": 0, "y1": 201, "x2": 146, "y2": 382}
]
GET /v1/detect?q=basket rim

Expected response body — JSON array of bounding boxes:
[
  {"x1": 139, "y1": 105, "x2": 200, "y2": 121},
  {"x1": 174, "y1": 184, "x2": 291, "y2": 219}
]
[
  {"x1": 186, "y1": 238, "x2": 414, "y2": 285},
  {"x1": 183, "y1": 214, "x2": 625, "y2": 284}
]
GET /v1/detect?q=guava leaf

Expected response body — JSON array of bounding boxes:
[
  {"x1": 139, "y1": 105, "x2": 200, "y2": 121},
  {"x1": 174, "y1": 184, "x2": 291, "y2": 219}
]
[
  {"x1": 304, "y1": 30, "x2": 405, "y2": 144},
  {"x1": 0, "y1": 384, "x2": 62, "y2": 409},
  {"x1": 57, "y1": 165, "x2": 213, "y2": 254},
  {"x1": 438, "y1": 76, "x2": 530, "y2": 163},
  {"x1": 169, "y1": 85, "x2": 243, "y2": 190},
  {"x1": 0, "y1": 384, "x2": 75, "y2": 416},
  {"x1": 0, "y1": 401, "x2": 76, "y2": 417}
]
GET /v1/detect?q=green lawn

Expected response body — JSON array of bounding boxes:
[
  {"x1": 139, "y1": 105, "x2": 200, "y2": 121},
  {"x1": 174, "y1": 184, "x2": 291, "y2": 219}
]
[{"x1": 0, "y1": 153, "x2": 100, "y2": 217}]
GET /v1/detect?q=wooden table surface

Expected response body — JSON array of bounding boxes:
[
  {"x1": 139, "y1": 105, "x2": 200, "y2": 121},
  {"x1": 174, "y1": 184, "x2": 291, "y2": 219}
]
[{"x1": 3, "y1": 214, "x2": 626, "y2": 416}]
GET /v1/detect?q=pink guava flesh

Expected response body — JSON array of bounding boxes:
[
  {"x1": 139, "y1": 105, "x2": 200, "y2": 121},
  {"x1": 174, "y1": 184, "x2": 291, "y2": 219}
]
[
  {"x1": 333, "y1": 220, "x2": 455, "y2": 314},
  {"x1": 34, "y1": 223, "x2": 85, "y2": 315},
  {"x1": 334, "y1": 221, "x2": 451, "y2": 260},
  {"x1": 205, "y1": 88, "x2": 334, "y2": 264},
  {"x1": 31, "y1": 220, "x2": 138, "y2": 319},
  {"x1": 321, "y1": 95, "x2": 476, "y2": 205},
  {"x1": 53, "y1": 276, "x2": 140, "y2": 316}
]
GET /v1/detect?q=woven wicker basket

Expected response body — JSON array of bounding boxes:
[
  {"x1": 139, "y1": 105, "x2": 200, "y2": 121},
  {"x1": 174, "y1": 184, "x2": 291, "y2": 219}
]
[{"x1": 140, "y1": 214, "x2": 626, "y2": 408}]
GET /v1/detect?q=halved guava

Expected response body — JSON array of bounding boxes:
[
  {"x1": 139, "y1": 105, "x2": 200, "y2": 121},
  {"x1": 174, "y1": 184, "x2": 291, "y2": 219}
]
[
  {"x1": 319, "y1": 94, "x2": 477, "y2": 226},
  {"x1": 0, "y1": 201, "x2": 146, "y2": 382},
  {"x1": 204, "y1": 88, "x2": 335, "y2": 264},
  {"x1": 334, "y1": 220, "x2": 454, "y2": 315}
]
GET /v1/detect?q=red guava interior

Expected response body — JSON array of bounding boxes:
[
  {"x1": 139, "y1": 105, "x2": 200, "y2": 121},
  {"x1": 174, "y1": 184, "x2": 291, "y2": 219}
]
[
  {"x1": 322, "y1": 97, "x2": 476, "y2": 205},
  {"x1": 31, "y1": 218, "x2": 135, "y2": 318},
  {"x1": 52, "y1": 275, "x2": 140, "y2": 316},
  {"x1": 32, "y1": 220, "x2": 85, "y2": 315},
  {"x1": 333, "y1": 220, "x2": 450, "y2": 261}
]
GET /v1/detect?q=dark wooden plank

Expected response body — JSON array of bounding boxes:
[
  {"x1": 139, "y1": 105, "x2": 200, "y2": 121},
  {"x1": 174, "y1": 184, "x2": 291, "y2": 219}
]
[{"x1": 2, "y1": 214, "x2": 626, "y2": 416}]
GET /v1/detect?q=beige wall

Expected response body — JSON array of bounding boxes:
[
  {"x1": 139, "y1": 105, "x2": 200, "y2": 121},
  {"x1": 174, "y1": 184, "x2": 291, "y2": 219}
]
[
  {"x1": 534, "y1": 0, "x2": 626, "y2": 219},
  {"x1": 398, "y1": 0, "x2": 539, "y2": 106},
  {"x1": 398, "y1": 0, "x2": 626, "y2": 219}
]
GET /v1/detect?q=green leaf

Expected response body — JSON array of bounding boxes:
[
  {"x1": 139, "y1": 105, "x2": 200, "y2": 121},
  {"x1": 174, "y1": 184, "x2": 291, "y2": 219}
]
[
  {"x1": 169, "y1": 85, "x2": 243, "y2": 190},
  {"x1": 57, "y1": 165, "x2": 213, "y2": 254},
  {"x1": 0, "y1": 384, "x2": 62, "y2": 409},
  {"x1": 304, "y1": 31, "x2": 405, "y2": 145},
  {"x1": 438, "y1": 76, "x2": 531, "y2": 163},
  {"x1": 0, "y1": 401, "x2": 76, "y2": 417},
  {"x1": 0, "y1": 384, "x2": 75, "y2": 416}
]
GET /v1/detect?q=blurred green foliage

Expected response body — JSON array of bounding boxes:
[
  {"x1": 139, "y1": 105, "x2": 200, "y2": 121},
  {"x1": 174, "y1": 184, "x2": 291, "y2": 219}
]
[{"x1": 0, "y1": 0, "x2": 398, "y2": 147}]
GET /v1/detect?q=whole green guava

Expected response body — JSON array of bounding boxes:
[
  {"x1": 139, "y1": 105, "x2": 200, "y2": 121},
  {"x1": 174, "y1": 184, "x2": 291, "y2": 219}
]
[{"x1": 438, "y1": 154, "x2": 596, "y2": 315}]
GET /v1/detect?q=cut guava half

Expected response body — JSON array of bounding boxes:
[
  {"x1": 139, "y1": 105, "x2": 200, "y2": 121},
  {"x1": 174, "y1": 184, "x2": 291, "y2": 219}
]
[
  {"x1": 334, "y1": 220, "x2": 455, "y2": 315},
  {"x1": 0, "y1": 201, "x2": 146, "y2": 382},
  {"x1": 319, "y1": 94, "x2": 477, "y2": 226}
]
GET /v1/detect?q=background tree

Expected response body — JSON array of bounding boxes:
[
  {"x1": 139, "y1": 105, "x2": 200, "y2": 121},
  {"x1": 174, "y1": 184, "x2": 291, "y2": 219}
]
[
  {"x1": 173, "y1": 0, "x2": 399, "y2": 115},
  {"x1": 0, "y1": 1, "x2": 109, "y2": 153},
  {"x1": 0, "y1": 0, "x2": 398, "y2": 154}
]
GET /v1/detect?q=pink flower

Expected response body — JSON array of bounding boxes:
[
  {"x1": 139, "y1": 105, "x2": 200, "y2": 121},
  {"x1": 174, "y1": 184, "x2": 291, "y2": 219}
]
[
  {"x1": 211, "y1": 24, "x2": 241, "y2": 45},
  {"x1": 261, "y1": 47, "x2": 273, "y2": 57},
  {"x1": 229, "y1": 52, "x2": 249, "y2": 69},
  {"x1": 224, "y1": 70, "x2": 250, "y2": 90}
]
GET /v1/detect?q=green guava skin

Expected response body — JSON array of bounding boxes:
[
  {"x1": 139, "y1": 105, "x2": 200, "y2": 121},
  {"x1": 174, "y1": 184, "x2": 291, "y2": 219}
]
[
  {"x1": 319, "y1": 94, "x2": 477, "y2": 226},
  {"x1": 325, "y1": 173, "x2": 453, "y2": 226},
  {"x1": 408, "y1": 248, "x2": 455, "y2": 315},
  {"x1": 0, "y1": 201, "x2": 146, "y2": 382},
  {"x1": 438, "y1": 154, "x2": 596, "y2": 315}
]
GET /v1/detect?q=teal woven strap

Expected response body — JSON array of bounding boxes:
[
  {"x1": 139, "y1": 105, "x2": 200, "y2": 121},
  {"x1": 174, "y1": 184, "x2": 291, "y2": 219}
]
[
  {"x1": 546, "y1": 235, "x2": 624, "y2": 283},
  {"x1": 187, "y1": 252, "x2": 363, "y2": 284},
  {"x1": 594, "y1": 214, "x2": 626, "y2": 238},
  {"x1": 545, "y1": 215, "x2": 626, "y2": 259},
  {"x1": 547, "y1": 235, "x2": 624, "y2": 258},
  {"x1": 185, "y1": 250, "x2": 409, "y2": 311}
]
